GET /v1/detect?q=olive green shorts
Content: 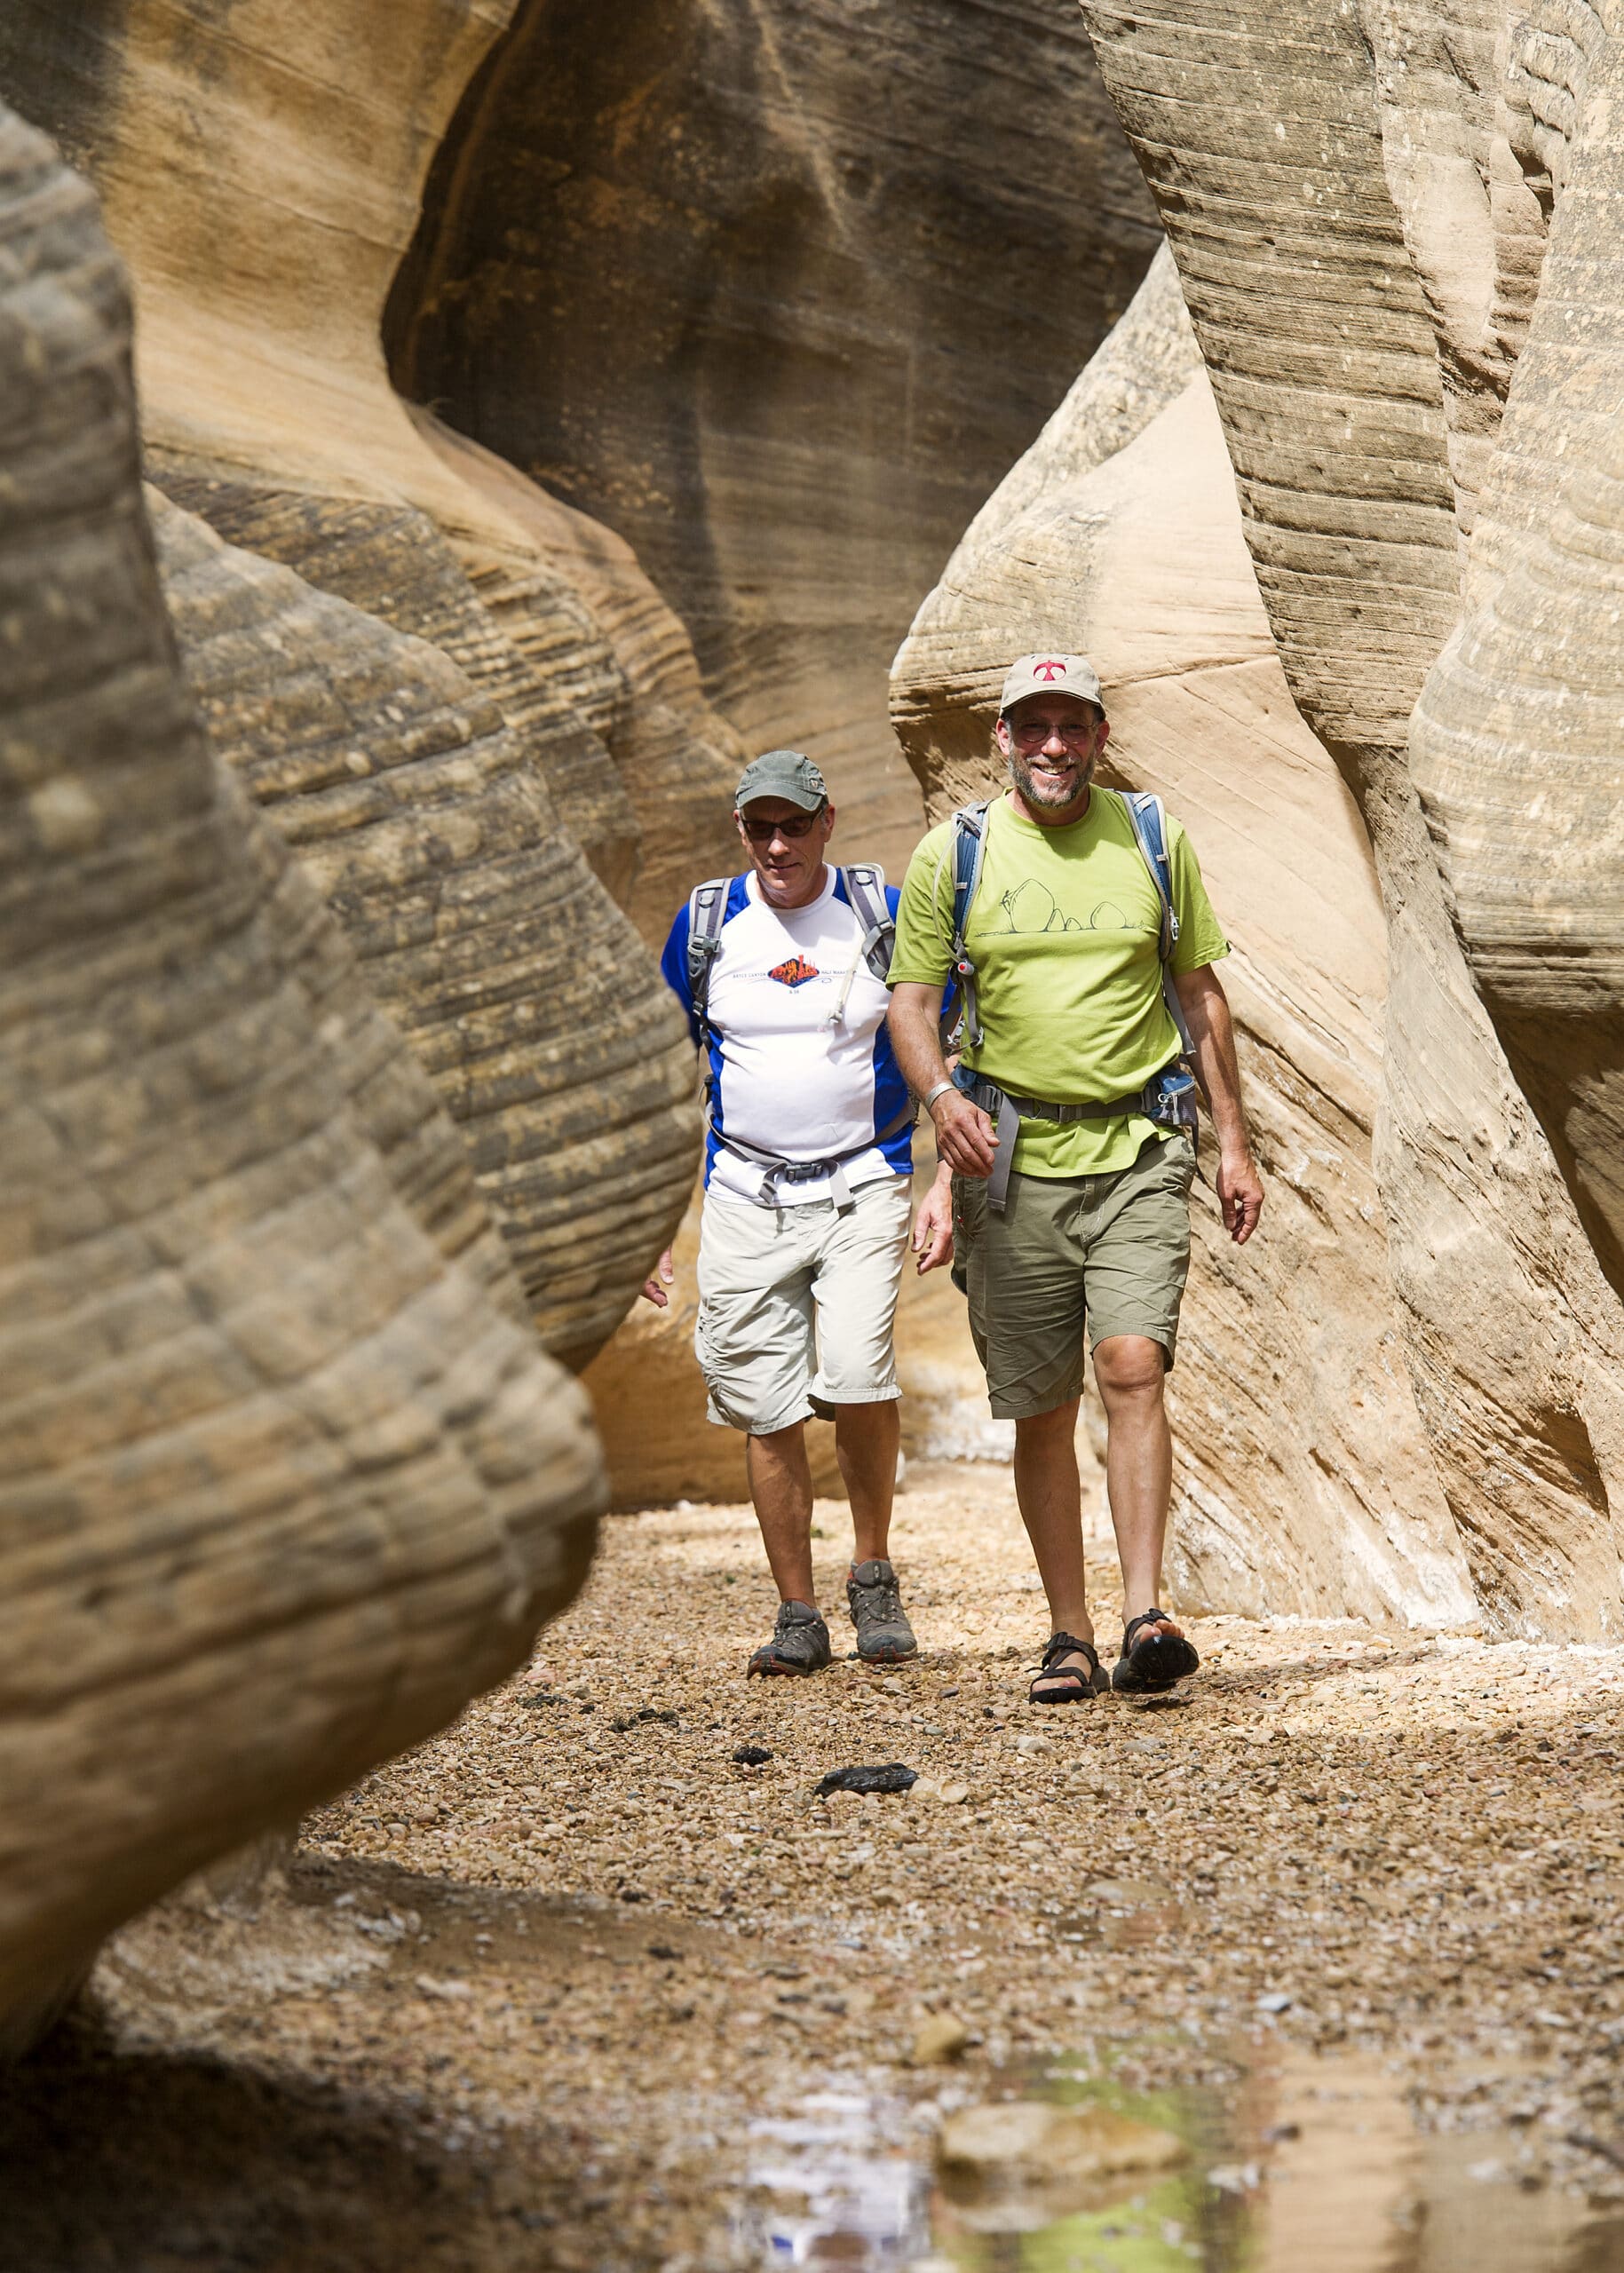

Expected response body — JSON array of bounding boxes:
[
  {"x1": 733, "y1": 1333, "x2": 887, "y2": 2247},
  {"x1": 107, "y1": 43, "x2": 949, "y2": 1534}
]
[{"x1": 951, "y1": 1130, "x2": 1196, "y2": 1418}]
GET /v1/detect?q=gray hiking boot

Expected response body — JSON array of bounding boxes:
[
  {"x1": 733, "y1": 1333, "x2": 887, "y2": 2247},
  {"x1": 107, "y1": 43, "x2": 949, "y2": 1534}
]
[
  {"x1": 846, "y1": 1559, "x2": 917, "y2": 1664},
  {"x1": 748, "y1": 1600, "x2": 832, "y2": 1677}
]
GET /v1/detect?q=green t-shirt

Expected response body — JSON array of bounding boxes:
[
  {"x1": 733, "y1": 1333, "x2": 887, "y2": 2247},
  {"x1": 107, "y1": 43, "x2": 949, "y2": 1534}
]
[{"x1": 888, "y1": 789, "x2": 1229, "y2": 1176}]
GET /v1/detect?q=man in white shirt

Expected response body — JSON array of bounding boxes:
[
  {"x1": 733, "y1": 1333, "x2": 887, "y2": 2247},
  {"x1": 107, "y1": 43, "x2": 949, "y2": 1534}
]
[{"x1": 645, "y1": 751, "x2": 939, "y2": 1675}]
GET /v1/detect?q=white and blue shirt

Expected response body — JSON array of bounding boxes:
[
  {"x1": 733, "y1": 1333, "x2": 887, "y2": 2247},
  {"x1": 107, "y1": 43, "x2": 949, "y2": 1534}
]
[{"x1": 660, "y1": 866, "x2": 914, "y2": 1207}]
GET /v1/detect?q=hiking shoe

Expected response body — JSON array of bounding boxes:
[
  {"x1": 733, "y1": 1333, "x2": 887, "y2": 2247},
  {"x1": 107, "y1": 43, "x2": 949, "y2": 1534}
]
[
  {"x1": 747, "y1": 1600, "x2": 832, "y2": 1677},
  {"x1": 846, "y1": 1559, "x2": 917, "y2": 1663}
]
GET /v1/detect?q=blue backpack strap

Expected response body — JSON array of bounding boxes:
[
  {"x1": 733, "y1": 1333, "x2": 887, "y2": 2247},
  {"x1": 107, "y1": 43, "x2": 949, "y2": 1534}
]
[
  {"x1": 837, "y1": 861, "x2": 894, "y2": 980},
  {"x1": 685, "y1": 876, "x2": 733, "y2": 1048},
  {"x1": 1122, "y1": 790, "x2": 1178, "y2": 960},
  {"x1": 947, "y1": 802, "x2": 992, "y2": 1049},
  {"x1": 1122, "y1": 790, "x2": 1195, "y2": 1059}
]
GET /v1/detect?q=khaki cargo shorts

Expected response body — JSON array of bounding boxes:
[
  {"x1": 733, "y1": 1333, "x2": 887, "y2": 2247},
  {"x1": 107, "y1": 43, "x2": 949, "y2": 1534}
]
[
  {"x1": 694, "y1": 1176, "x2": 911, "y2": 1435},
  {"x1": 951, "y1": 1130, "x2": 1196, "y2": 1419}
]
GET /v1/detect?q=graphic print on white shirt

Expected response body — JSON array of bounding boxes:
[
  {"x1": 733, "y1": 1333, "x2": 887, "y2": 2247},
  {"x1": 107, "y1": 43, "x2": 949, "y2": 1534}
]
[{"x1": 660, "y1": 867, "x2": 913, "y2": 1207}]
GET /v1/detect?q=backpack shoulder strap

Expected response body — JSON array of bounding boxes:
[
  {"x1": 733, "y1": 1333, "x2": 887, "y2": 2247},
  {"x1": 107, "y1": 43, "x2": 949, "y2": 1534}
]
[
  {"x1": 685, "y1": 876, "x2": 734, "y2": 1039},
  {"x1": 1121, "y1": 791, "x2": 1194, "y2": 1056},
  {"x1": 1121, "y1": 790, "x2": 1179, "y2": 962},
  {"x1": 946, "y1": 802, "x2": 993, "y2": 1049},
  {"x1": 951, "y1": 803, "x2": 991, "y2": 946},
  {"x1": 837, "y1": 861, "x2": 894, "y2": 980}
]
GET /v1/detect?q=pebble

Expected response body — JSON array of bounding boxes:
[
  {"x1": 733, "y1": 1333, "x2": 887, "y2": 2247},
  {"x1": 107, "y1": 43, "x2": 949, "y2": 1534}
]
[
  {"x1": 814, "y1": 1762, "x2": 917, "y2": 1797},
  {"x1": 908, "y1": 2013, "x2": 971, "y2": 2066}
]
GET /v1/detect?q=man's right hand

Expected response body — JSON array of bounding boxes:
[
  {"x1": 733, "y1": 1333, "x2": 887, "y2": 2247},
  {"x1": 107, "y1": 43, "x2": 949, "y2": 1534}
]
[
  {"x1": 929, "y1": 1089, "x2": 997, "y2": 1177},
  {"x1": 641, "y1": 1248, "x2": 676, "y2": 1308}
]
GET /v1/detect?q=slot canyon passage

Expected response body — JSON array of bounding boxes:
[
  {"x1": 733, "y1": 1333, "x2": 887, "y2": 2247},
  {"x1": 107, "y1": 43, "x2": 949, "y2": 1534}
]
[{"x1": 6, "y1": 0, "x2": 1624, "y2": 2267}]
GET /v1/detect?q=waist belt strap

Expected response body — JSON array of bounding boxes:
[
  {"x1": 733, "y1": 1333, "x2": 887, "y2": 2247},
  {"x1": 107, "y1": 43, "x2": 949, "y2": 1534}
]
[
  {"x1": 963, "y1": 1074, "x2": 1165, "y2": 1216},
  {"x1": 709, "y1": 1098, "x2": 915, "y2": 1215}
]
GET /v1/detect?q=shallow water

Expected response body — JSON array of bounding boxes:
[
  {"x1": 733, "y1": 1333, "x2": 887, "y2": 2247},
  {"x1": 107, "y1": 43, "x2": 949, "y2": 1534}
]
[{"x1": 740, "y1": 2044, "x2": 1624, "y2": 2271}]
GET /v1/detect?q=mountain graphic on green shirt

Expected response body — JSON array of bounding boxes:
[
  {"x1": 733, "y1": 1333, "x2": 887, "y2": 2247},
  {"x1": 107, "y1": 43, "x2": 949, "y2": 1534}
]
[{"x1": 888, "y1": 788, "x2": 1229, "y2": 1180}]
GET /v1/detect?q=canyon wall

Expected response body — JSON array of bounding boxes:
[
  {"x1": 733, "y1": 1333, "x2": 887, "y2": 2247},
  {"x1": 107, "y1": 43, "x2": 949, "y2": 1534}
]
[
  {"x1": 153, "y1": 491, "x2": 693, "y2": 1369},
  {"x1": 0, "y1": 0, "x2": 728, "y2": 1362},
  {"x1": 9, "y1": 0, "x2": 1608, "y2": 1651},
  {"x1": 1063, "y1": 0, "x2": 1624, "y2": 1633},
  {"x1": 0, "y1": 100, "x2": 602, "y2": 2049},
  {"x1": 388, "y1": 0, "x2": 1163, "y2": 878}
]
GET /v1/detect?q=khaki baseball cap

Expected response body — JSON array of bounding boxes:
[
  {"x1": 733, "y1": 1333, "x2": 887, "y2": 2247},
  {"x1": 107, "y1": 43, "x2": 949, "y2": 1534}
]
[
  {"x1": 734, "y1": 749, "x2": 828, "y2": 811},
  {"x1": 1000, "y1": 653, "x2": 1105, "y2": 716}
]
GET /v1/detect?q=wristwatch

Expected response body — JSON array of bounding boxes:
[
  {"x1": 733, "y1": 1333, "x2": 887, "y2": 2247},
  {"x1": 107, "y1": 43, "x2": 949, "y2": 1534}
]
[{"x1": 923, "y1": 1079, "x2": 956, "y2": 1112}]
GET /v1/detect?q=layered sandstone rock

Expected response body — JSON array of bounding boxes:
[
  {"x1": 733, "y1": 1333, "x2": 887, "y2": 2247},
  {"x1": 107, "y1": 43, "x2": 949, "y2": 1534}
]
[
  {"x1": 388, "y1": 0, "x2": 1163, "y2": 877},
  {"x1": 1388, "y1": 13, "x2": 1624, "y2": 1302},
  {"x1": 0, "y1": 106, "x2": 601, "y2": 2049},
  {"x1": 0, "y1": 0, "x2": 733, "y2": 1345},
  {"x1": 153, "y1": 493, "x2": 696, "y2": 1367},
  {"x1": 892, "y1": 253, "x2": 1474, "y2": 1625},
  {"x1": 1077, "y1": 0, "x2": 1624, "y2": 1634}
]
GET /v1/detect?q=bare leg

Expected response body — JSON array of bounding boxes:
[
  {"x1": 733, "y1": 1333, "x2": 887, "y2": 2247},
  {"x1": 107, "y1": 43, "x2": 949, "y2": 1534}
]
[
  {"x1": 745, "y1": 1422, "x2": 815, "y2": 1604},
  {"x1": 1091, "y1": 1334, "x2": 1183, "y2": 1639},
  {"x1": 1011, "y1": 1398, "x2": 1093, "y2": 1647},
  {"x1": 834, "y1": 1399, "x2": 900, "y2": 1564}
]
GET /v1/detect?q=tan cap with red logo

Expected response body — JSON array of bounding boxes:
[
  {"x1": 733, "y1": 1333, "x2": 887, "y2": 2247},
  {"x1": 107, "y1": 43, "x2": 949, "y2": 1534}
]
[{"x1": 999, "y1": 653, "x2": 1105, "y2": 715}]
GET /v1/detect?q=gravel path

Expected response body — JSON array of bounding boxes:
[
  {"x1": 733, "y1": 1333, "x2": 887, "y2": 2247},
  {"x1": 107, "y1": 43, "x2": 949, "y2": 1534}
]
[{"x1": 12, "y1": 1467, "x2": 1624, "y2": 2269}]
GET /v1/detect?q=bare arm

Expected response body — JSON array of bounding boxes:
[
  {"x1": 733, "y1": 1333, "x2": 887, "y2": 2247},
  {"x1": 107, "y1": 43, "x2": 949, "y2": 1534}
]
[
  {"x1": 1173, "y1": 962, "x2": 1264, "y2": 1244},
  {"x1": 888, "y1": 981, "x2": 997, "y2": 1177}
]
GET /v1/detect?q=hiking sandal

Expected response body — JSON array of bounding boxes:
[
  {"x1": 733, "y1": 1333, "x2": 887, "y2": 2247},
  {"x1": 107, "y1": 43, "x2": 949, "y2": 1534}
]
[
  {"x1": 1112, "y1": 1607, "x2": 1200, "y2": 1693},
  {"x1": 747, "y1": 1600, "x2": 833, "y2": 1677},
  {"x1": 1029, "y1": 1631, "x2": 1110, "y2": 1706}
]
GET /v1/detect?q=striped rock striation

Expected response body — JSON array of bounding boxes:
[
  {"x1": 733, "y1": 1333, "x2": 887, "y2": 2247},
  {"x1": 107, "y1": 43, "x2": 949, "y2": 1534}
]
[
  {"x1": 153, "y1": 493, "x2": 696, "y2": 1369},
  {"x1": 0, "y1": 103, "x2": 602, "y2": 2051},
  {"x1": 1073, "y1": 0, "x2": 1624, "y2": 1634}
]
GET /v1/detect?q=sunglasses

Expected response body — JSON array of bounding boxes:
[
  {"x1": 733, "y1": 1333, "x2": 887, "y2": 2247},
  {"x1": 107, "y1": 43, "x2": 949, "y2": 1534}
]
[
  {"x1": 1009, "y1": 720, "x2": 1097, "y2": 749},
  {"x1": 738, "y1": 806, "x2": 826, "y2": 843}
]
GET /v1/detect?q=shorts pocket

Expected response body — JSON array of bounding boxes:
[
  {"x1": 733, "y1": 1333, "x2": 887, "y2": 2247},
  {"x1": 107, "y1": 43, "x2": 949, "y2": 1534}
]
[
  {"x1": 950, "y1": 1174, "x2": 986, "y2": 1296},
  {"x1": 1167, "y1": 1129, "x2": 1197, "y2": 1191}
]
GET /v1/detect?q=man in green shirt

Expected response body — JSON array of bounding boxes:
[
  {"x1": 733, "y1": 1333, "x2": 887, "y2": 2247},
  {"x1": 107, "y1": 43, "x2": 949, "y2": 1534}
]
[{"x1": 890, "y1": 653, "x2": 1264, "y2": 1704}]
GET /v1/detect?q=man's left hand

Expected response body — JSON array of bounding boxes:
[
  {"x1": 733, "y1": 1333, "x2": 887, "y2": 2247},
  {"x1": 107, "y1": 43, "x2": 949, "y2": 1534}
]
[
  {"x1": 912, "y1": 1177, "x2": 955, "y2": 1274},
  {"x1": 1217, "y1": 1151, "x2": 1264, "y2": 1245},
  {"x1": 640, "y1": 1247, "x2": 676, "y2": 1306}
]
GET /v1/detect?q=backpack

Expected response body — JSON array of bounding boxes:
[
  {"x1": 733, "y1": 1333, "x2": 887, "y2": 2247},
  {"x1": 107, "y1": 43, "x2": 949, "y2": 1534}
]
[
  {"x1": 685, "y1": 863, "x2": 894, "y2": 1050},
  {"x1": 943, "y1": 789, "x2": 1194, "y2": 1058},
  {"x1": 681, "y1": 864, "x2": 907, "y2": 1210}
]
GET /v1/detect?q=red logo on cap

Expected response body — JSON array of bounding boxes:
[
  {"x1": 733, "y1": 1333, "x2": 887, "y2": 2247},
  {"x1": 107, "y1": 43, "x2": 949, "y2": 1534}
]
[{"x1": 1033, "y1": 659, "x2": 1068, "y2": 681}]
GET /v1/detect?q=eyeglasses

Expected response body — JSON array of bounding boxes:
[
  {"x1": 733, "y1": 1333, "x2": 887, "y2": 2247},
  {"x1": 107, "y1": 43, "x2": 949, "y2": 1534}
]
[
  {"x1": 1010, "y1": 719, "x2": 1097, "y2": 750},
  {"x1": 738, "y1": 806, "x2": 826, "y2": 843}
]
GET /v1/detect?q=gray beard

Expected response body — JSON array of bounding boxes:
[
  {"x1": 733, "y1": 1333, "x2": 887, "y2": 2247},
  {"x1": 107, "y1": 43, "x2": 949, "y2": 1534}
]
[{"x1": 1010, "y1": 752, "x2": 1094, "y2": 814}]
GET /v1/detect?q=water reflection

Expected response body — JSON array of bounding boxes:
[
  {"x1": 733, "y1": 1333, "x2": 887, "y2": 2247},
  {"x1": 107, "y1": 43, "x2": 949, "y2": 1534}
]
[
  {"x1": 745, "y1": 2089, "x2": 931, "y2": 2263},
  {"x1": 1055, "y1": 1876, "x2": 1184, "y2": 1952},
  {"x1": 741, "y1": 2047, "x2": 1624, "y2": 2271}
]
